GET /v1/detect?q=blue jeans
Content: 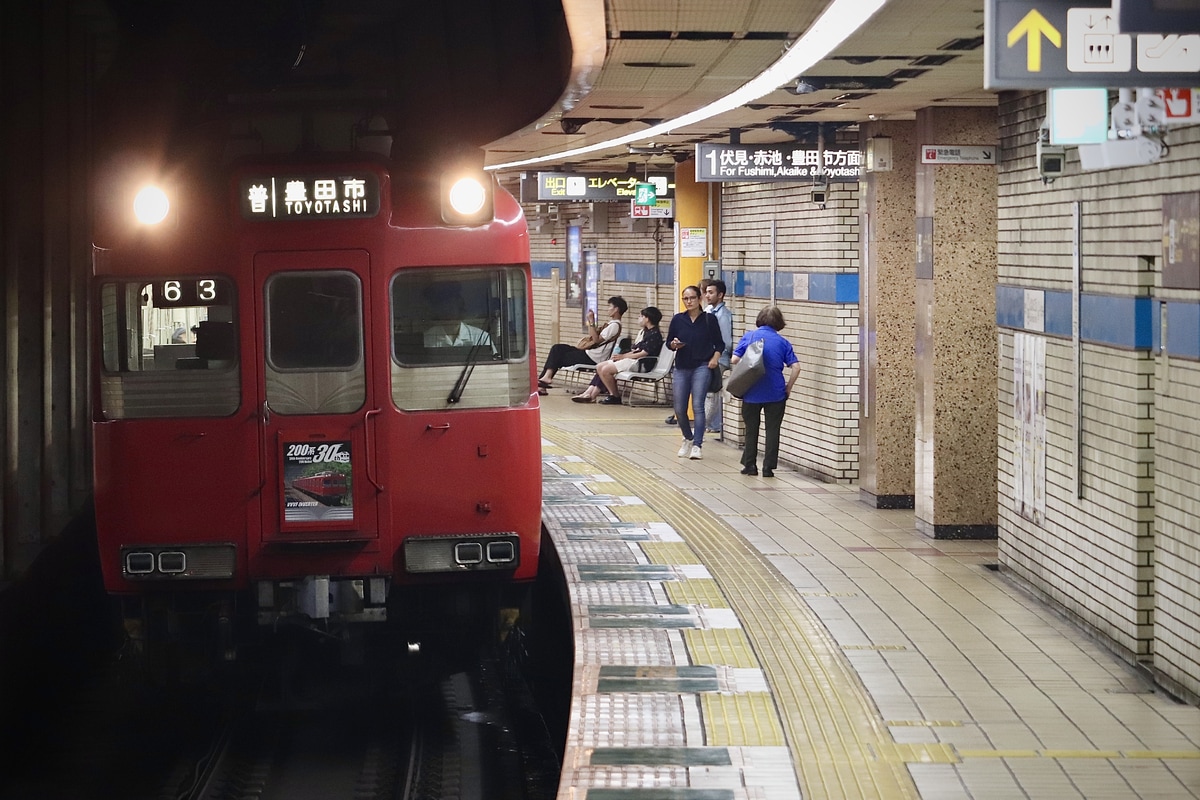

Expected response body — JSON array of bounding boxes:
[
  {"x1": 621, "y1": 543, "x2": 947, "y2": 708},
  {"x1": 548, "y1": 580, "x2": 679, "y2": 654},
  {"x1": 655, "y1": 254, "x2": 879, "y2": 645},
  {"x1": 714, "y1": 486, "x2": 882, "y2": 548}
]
[{"x1": 672, "y1": 365, "x2": 710, "y2": 448}]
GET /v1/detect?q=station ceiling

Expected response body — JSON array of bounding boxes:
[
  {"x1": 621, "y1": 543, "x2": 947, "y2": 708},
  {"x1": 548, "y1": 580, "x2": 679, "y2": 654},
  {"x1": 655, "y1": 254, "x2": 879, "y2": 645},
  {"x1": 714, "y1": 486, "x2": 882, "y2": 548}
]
[{"x1": 483, "y1": 0, "x2": 994, "y2": 173}]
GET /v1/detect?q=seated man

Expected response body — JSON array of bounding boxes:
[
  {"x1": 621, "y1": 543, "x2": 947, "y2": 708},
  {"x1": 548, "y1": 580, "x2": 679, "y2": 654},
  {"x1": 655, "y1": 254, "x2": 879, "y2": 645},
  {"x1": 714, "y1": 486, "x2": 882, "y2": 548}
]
[
  {"x1": 536, "y1": 296, "x2": 628, "y2": 393},
  {"x1": 422, "y1": 283, "x2": 494, "y2": 352}
]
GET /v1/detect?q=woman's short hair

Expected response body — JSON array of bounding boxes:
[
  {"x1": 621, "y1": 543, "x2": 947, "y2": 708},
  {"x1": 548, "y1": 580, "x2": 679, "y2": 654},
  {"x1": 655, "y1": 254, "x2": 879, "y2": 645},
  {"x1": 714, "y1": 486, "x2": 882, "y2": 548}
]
[
  {"x1": 641, "y1": 306, "x2": 663, "y2": 327},
  {"x1": 756, "y1": 305, "x2": 786, "y2": 331},
  {"x1": 609, "y1": 296, "x2": 629, "y2": 315}
]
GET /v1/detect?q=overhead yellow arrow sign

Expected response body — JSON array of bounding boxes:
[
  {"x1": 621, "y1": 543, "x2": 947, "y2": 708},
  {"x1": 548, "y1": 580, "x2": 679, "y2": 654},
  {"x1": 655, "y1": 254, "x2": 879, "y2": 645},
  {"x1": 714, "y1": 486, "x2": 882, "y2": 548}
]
[{"x1": 1006, "y1": 9, "x2": 1062, "y2": 72}]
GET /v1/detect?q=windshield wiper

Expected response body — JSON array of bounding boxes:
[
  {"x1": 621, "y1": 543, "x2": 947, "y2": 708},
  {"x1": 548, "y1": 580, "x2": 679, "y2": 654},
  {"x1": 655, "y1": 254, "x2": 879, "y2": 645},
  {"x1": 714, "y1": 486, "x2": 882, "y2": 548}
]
[{"x1": 447, "y1": 330, "x2": 494, "y2": 404}]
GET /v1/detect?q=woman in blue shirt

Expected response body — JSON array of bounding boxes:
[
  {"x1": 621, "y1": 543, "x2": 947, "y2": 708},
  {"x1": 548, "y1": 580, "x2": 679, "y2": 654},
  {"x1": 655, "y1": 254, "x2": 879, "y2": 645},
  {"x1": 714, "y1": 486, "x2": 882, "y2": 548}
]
[
  {"x1": 664, "y1": 285, "x2": 724, "y2": 460},
  {"x1": 731, "y1": 306, "x2": 800, "y2": 477}
]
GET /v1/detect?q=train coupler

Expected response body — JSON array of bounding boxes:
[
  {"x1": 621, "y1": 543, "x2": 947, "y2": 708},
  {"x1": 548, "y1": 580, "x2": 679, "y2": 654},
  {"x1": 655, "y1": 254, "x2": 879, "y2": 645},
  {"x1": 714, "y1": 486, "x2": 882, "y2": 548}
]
[{"x1": 255, "y1": 575, "x2": 389, "y2": 626}]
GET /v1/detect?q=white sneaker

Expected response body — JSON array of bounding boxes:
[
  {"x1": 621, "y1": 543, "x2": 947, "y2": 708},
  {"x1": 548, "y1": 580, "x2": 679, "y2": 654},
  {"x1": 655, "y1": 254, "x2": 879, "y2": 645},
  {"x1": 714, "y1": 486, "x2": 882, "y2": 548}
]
[
  {"x1": 689, "y1": 445, "x2": 703, "y2": 460},
  {"x1": 677, "y1": 440, "x2": 692, "y2": 457}
]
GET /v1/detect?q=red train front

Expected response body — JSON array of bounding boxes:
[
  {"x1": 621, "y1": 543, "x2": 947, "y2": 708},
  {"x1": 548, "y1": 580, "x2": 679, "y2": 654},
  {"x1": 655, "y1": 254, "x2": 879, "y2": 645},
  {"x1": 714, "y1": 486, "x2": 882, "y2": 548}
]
[{"x1": 91, "y1": 154, "x2": 542, "y2": 663}]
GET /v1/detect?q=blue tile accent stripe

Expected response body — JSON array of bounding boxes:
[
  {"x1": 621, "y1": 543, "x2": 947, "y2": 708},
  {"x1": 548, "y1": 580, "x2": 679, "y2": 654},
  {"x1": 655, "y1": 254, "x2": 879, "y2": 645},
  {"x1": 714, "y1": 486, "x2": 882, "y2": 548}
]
[
  {"x1": 1080, "y1": 294, "x2": 1153, "y2": 349},
  {"x1": 734, "y1": 271, "x2": 859, "y2": 303},
  {"x1": 997, "y1": 284, "x2": 1169, "y2": 353},
  {"x1": 614, "y1": 262, "x2": 658, "y2": 284},
  {"x1": 532, "y1": 260, "x2": 559, "y2": 279},
  {"x1": 996, "y1": 286, "x2": 1024, "y2": 329},
  {"x1": 836, "y1": 274, "x2": 860, "y2": 304},
  {"x1": 1044, "y1": 290, "x2": 1073, "y2": 337},
  {"x1": 1167, "y1": 301, "x2": 1200, "y2": 360},
  {"x1": 533, "y1": 265, "x2": 859, "y2": 305}
]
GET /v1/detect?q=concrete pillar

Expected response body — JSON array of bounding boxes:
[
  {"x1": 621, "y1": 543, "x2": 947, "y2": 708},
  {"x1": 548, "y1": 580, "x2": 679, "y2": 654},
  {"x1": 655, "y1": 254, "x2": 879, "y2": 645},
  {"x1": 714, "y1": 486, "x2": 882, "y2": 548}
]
[
  {"x1": 859, "y1": 120, "x2": 917, "y2": 509},
  {"x1": 914, "y1": 107, "x2": 998, "y2": 539}
]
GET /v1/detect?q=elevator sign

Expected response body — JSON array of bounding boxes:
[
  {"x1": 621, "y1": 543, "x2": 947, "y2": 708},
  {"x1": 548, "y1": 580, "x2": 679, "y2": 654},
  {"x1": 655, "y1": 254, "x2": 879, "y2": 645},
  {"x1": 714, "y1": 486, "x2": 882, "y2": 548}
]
[{"x1": 986, "y1": 0, "x2": 1200, "y2": 89}]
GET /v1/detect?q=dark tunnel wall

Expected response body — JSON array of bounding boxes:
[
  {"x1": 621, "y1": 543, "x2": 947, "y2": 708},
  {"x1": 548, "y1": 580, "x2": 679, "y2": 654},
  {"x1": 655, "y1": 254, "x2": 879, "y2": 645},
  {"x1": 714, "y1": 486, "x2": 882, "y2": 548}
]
[{"x1": 1, "y1": 0, "x2": 96, "y2": 578}]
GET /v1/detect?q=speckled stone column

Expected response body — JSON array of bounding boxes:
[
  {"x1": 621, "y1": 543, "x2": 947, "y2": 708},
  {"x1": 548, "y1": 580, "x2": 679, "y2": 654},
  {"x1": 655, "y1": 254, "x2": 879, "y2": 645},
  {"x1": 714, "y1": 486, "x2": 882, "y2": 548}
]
[
  {"x1": 914, "y1": 107, "x2": 998, "y2": 539},
  {"x1": 859, "y1": 120, "x2": 916, "y2": 509}
]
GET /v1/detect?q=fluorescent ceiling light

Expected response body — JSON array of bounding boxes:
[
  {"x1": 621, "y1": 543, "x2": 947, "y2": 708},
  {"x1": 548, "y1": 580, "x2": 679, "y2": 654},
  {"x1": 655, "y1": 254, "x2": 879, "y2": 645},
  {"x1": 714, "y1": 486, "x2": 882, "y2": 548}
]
[{"x1": 486, "y1": 0, "x2": 891, "y2": 172}]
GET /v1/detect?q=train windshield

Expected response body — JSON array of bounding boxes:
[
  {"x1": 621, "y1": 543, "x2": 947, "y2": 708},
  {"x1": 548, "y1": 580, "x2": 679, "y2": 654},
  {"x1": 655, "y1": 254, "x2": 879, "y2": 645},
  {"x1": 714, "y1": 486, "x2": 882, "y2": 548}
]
[
  {"x1": 390, "y1": 268, "x2": 527, "y2": 366},
  {"x1": 97, "y1": 278, "x2": 239, "y2": 419},
  {"x1": 389, "y1": 267, "x2": 530, "y2": 410}
]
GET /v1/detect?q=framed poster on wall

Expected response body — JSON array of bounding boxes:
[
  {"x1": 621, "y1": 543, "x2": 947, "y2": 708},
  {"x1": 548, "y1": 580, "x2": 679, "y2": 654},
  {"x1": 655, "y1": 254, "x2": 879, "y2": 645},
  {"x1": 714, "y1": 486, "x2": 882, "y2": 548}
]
[
  {"x1": 583, "y1": 246, "x2": 599, "y2": 327},
  {"x1": 565, "y1": 225, "x2": 583, "y2": 307}
]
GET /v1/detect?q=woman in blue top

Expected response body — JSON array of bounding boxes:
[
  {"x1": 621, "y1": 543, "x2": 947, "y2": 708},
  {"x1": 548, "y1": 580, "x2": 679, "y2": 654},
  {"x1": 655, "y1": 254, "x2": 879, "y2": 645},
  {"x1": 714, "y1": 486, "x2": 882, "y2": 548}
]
[
  {"x1": 664, "y1": 285, "x2": 724, "y2": 460},
  {"x1": 731, "y1": 306, "x2": 800, "y2": 477}
]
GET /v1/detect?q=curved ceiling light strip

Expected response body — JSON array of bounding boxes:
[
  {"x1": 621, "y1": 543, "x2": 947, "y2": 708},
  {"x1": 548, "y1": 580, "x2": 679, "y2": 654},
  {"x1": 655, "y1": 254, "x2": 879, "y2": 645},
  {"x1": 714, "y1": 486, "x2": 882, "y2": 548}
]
[{"x1": 486, "y1": 0, "x2": 891, "y2": 172}]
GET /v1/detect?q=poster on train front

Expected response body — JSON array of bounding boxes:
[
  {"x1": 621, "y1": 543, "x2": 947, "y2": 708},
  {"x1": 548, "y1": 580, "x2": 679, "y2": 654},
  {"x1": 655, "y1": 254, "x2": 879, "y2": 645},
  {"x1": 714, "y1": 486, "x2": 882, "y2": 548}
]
[{"x1": 282, "y1": 440, "x2": 355, "y2": 522}]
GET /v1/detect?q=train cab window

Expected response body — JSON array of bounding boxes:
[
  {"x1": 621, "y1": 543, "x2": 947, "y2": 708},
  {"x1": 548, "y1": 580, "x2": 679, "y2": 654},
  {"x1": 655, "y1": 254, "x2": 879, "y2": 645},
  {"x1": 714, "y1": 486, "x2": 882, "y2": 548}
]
[
  {"x1": 264, "y1": 271, "x2": 365, "y2": 415},
  {"x1": 391, "y1": 268, "x2": 527, "y2": 365},
  {"x1": 97, "y1": 278, "x2": 239, "y2": 419},
  {"x1": 389, "y1": 268, "x2": 530, "y2": 410}
]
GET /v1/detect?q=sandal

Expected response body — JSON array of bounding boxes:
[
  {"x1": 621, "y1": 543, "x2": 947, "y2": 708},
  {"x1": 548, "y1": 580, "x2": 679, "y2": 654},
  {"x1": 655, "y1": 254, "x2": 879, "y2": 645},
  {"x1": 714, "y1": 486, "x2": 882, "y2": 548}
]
[
  {"x1": 571, "y1": 395, "x2": 592, "y2": 403},
  {"x1": 538, "y1": 380, "x2": 553, "y2": 389},
  {"x1": 537, "y1": 388, "x2": 548, "y2": 396}
]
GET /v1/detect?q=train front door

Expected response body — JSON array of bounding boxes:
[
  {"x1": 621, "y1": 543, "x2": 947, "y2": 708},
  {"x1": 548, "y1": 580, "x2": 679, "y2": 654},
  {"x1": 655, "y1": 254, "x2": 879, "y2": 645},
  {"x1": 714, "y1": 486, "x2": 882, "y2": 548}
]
[{"x1": 253, "y1": 250, "x2": 381, "y2": 546}]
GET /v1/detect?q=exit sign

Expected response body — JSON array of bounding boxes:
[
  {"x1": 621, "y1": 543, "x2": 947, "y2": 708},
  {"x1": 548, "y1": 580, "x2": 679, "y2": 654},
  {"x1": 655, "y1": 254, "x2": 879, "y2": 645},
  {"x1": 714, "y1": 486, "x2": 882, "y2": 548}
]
[{"x1": 634, "y1": 183, "x2": 657, "y2": 206}]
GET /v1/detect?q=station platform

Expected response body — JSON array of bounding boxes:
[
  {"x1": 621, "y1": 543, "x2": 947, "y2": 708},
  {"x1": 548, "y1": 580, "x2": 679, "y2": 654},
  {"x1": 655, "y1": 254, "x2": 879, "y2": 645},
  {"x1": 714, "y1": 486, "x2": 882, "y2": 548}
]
[{"x1": 539, "y1": 392, "x2": 1200, "y2": 800}]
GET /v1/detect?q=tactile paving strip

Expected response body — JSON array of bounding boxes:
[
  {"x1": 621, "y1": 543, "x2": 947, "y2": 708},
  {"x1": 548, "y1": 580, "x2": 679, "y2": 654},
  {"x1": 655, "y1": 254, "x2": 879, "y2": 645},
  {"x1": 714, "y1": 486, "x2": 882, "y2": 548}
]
[{"x1": 543, "y1": 425, "x2": 940, "y2": 800}]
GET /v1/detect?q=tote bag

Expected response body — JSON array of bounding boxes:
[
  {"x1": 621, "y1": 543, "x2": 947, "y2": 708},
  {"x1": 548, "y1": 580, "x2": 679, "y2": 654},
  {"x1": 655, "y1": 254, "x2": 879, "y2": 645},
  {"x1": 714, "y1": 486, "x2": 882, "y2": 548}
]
[{"x1": 726, "y1": 337, "x2": 765, "y2": 398}]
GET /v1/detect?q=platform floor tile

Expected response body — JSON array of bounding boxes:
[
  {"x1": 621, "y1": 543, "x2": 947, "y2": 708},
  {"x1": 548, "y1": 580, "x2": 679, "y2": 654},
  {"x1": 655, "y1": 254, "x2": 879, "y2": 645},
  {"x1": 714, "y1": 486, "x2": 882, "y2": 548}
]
[{"x1": 541, "y1": 398, "x2": 1200, "y2": 799}]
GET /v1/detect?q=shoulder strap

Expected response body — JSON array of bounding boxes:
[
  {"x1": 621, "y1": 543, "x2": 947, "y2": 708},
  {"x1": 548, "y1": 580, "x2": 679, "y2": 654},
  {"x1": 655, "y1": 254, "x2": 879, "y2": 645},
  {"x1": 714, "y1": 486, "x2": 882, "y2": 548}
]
[{"x1": 599, "y1": 321, "x2": 622, "y2": 345}]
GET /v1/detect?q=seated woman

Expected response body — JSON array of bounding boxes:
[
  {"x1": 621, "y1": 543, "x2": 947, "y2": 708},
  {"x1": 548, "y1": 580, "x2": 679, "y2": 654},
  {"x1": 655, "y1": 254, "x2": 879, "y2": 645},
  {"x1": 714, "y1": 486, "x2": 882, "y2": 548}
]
[
  {"x1": 537, "y1": 296, "x2": 628, "y2": 393},
  {"x1": 572, "y1": 306, "x2": 663, "y2": 405}
]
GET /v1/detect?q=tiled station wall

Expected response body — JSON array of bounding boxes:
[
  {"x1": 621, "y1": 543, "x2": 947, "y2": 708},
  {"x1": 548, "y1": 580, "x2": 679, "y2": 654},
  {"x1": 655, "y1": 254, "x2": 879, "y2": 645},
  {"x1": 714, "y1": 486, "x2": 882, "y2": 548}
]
[
  {"x1": 522, "y1": 199, "x2": 678, "y2": 363},
  {"x1": 996, "y1": 91, "x2": 1200, "y2": 701},
  {"x1": 521, "y1": 183, "x2": 861, "y2": 484},
  {"x1": 719, "y1": 181, "x2": 861, "y2": 483}
]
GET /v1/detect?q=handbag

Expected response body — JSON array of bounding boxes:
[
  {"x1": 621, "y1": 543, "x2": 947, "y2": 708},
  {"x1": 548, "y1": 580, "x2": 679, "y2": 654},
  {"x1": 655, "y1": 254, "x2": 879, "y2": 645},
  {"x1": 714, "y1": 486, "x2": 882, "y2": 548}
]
[
  {"x1": 578, "y1": 322, "x2": 621, "y2": 353},
  {"x1": 708, "y1": 365, "x2": 723, "y2": 394},
  {"x1": 726, "y1": 337, "x2": 766, "y2": 398}
]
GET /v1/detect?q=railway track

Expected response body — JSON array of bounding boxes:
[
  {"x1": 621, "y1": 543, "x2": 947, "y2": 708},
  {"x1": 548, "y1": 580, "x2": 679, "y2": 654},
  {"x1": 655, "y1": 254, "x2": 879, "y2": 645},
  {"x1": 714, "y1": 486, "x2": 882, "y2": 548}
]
[{"x1": 0, "y1": 632, "x2": 561, "y2": 800}]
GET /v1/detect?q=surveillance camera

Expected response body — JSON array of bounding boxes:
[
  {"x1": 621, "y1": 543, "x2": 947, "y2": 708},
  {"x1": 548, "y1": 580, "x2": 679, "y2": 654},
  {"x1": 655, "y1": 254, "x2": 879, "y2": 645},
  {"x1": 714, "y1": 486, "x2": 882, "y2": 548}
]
[
  {"x1": 1036, "y1": 139, "x2": 1066, "y2": 182},
  {"x1": 560, "y1": 119, "x2": 583, "y2": 135}
]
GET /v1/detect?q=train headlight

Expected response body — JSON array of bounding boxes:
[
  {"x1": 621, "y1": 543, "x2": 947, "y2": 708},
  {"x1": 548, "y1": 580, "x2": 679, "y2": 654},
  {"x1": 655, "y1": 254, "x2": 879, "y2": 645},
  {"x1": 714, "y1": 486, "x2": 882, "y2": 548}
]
[
  {"x1": 448, "y1": 178, "x2": 486, "y2": 215},
  {"x1": 440, "y1": 171, "x2": 493, "y2": 225},
  {"x1": 133, "y1": 185, "x2": 170, "y2": 225}
]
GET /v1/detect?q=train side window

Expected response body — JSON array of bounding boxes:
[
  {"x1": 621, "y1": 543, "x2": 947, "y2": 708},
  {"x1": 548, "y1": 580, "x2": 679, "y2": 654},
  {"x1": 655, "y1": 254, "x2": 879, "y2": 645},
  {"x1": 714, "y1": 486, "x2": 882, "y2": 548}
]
[{"x1": 96, "y1": 278, "x2": 239, "y2": 419}]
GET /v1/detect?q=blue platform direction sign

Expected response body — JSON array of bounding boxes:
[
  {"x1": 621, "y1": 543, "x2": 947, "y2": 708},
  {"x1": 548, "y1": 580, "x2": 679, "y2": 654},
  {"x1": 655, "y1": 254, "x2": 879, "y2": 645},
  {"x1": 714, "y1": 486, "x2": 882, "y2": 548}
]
[{"x1": 986, "y1": 0, "x2": 1200, "y2": 89}]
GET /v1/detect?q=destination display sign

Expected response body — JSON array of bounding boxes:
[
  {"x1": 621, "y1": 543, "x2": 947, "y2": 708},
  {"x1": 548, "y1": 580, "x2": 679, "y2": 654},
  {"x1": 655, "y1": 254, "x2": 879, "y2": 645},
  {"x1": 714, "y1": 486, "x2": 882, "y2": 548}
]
[
  {"x1": 527, "y1": 172, "x2": 674, "y2": 202},
  {"x1": 695, "y1": 143, "x2": 862, "y2": 182},
  {"x1": 239, "y1": 174, "x2": 380, "y2": 220}
]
